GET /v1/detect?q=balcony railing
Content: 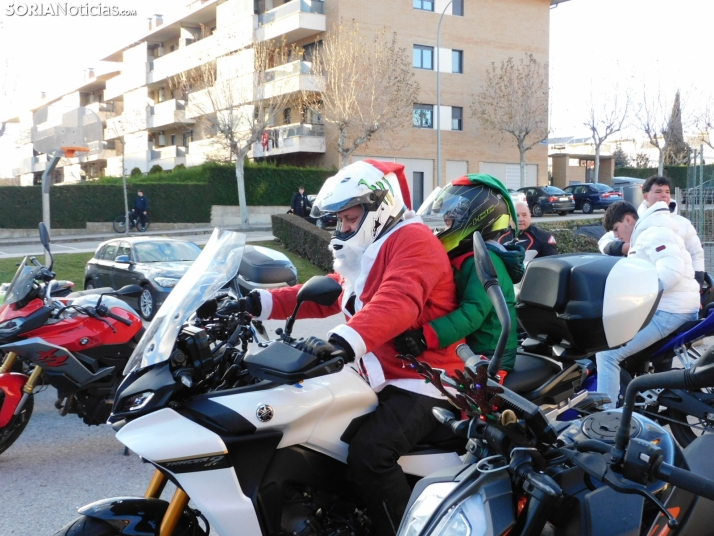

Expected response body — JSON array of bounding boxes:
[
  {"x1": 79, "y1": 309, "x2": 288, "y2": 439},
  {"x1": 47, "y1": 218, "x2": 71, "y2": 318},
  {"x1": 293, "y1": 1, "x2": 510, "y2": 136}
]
[
  {"x1": 150, "y1": 145, "x2": 187, "y2": 161},
  {"x1": 258, "y1": 0, "x2": 324, "y2": 26},
  {"x1": 253, "y1": 122, "x2": 325, "y2": 157},
  {"x1": 263, "y1": 60, "x2": 312, "y2": 82}
]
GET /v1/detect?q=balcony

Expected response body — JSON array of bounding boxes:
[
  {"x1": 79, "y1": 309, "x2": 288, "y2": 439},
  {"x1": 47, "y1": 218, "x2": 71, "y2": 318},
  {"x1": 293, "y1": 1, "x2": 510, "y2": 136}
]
[
  {"x1": 104, "y1": 69, "x2": 148, "y2": 101},
  {"x1": 105, "y1": 108, "x2": 149, "y2": 139},
  {"x1": 260, "y1": 60, "x2": 323, "y2": 100},
  {"x1": 85, "y1": 102, "x2": 117, "y2": 123},
  {"x1": 20, "y1": 156, "x2": 48, "y2": 174},
  {"x1": 147, "y1": 99, "x2": 196, "y2": 130},
  {"x1": 252, "y1": 123, "x2": 325, "y2": 158},
  {"x1": 148, "y1": 20, "x2": 252, "y2": 84},
  {"x1": 256, "y1": 0, "x2": 326, "y2": 44},
  {"x1": 149, "y1": 145, "x2": 187, "y2": 170},
  {"x1": 85, "y1": 140, "x2": 117, "y2": 161}
]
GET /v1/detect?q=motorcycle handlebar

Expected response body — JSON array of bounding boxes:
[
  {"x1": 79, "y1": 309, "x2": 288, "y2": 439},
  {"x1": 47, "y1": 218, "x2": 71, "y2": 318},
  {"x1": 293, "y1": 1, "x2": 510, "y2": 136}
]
[
  {"x1": 655, "y1": 460, "x2": 714, "y2": 501},
  {"x1": 99, "y1": 307, "x2": 133, "y2": 327}
]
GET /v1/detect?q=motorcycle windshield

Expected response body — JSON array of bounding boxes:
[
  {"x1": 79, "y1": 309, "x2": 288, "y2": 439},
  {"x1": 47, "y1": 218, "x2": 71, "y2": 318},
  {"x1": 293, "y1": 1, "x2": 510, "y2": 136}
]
[
  {"x1": 4, "y1": 257, "x2": 41, "y2": 306},
  {"x1": 123, "y1": 229, "x2": 246, "y2": 375}
]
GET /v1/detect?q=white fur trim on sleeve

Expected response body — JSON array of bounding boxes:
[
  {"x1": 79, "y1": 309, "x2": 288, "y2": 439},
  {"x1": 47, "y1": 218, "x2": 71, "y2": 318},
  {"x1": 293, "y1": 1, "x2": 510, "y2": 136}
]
[
  {"x1": 255, "y1": 289, "x2": 273, "y2": 320},
  {"x1": 328, "y1": 324, "x2": 368, "y2": 360}
]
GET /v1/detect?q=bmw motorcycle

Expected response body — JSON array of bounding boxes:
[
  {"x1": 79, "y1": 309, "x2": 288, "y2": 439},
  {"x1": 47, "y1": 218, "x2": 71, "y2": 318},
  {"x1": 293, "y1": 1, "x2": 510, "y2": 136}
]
[
  {"x1": 53, "y1": 228, "x2": 467, "y2": 536},
  {"x1": 0, "y1": 224, "x2": 144, "y2": 455},
  {"x1": 396, "y1": 233, "x2": 714, "y2": 536}
]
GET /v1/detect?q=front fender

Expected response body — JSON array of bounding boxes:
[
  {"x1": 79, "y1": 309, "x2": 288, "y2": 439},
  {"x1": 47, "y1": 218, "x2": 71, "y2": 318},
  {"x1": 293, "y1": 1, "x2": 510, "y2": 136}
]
[
  {"x1": 78, "y1": 497, "x2": 170, "y2": 535},
  {"x1": 0, "y1": 373, "x2": 28, "y2": 427},
  {"x1": 78, "y1": 496, "x2": 204, "y2": 535}
]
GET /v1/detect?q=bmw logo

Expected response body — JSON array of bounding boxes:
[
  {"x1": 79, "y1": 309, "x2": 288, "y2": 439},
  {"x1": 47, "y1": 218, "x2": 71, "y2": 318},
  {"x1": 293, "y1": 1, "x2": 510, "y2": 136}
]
[
  {"x1": 256, "y1": 404, "x2": 274, "y2": 422},
  {"x1": 80, "y1": 337, "x2": 89, "y2": 345}
]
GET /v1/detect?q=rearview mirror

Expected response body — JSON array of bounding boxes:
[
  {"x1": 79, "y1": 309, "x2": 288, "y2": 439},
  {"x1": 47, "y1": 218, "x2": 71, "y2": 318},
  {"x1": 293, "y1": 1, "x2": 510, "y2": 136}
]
[
  {"x1": 115, "y1": 255, "x2": 133, "y2": 265},
  {"x1": 38, "y1": 222, "x2": 50, "y2": 249},
  {"x1": 296, "y1": 276, "x2": 342, "y2": 306},
  {"x1": 116, "y1": 284, "x2": 142, "y2": 298}
]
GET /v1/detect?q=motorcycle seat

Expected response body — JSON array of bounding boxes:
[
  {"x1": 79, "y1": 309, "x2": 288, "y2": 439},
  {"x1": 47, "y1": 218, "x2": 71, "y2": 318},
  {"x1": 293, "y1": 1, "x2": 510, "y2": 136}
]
[
  {"x1": 503, "y1": 353, "x2": 562, "y2": 394},
  {"x1": 65, "y1": 287, "x2": 115, "y2": 299},
  {"x1": 620, "y1": 318, "x2": 702, "y2": 372}
]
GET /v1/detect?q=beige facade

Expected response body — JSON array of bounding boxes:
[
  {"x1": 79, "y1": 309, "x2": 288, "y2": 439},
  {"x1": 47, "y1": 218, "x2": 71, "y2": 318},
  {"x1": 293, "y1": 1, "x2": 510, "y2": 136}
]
[{"x1": 3, "y1": 0, "x2": 555, "y2": 199}]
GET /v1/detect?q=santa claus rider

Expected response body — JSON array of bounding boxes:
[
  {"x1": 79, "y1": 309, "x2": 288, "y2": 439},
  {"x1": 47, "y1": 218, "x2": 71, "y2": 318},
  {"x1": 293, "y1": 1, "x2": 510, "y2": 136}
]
[{"x1": 241, "y1": 159, "x2": 463, "y2": 535}]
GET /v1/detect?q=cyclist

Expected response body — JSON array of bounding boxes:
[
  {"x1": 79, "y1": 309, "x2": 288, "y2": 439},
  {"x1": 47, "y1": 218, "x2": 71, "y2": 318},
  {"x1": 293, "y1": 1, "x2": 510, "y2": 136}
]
[{"x1": 132, "y1": 189, "x2": 148, "y2": 232}]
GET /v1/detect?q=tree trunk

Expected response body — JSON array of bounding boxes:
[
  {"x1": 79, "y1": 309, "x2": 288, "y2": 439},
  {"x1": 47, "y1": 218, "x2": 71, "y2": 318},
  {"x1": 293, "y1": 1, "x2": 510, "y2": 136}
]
[
  {"x1": 519, "y1": 145, "x2": 527, "y2": 188},
  {"x1": 235, "y1": 157, "x2": 249, "y2": 229},
  {"x1": 340, "y1": 150, "x2": 350, "y2": 168},
  {"x1": 658, "y1": 148, "x2": 665, "y2": 176},
  {"x1": 594, "y1": 144, "x2": 601, "y2": 184}
]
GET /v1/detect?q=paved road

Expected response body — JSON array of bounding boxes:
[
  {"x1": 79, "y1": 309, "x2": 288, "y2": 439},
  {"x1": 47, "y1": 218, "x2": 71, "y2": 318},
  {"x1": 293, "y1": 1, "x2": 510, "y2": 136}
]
[{"x1": 0, "y1": 314, "x2": 342, "y2": 536}]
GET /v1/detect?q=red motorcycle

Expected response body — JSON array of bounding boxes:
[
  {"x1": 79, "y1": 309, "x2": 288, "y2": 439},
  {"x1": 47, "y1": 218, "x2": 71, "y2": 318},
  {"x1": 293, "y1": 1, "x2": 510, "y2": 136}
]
[{"x1": 0, "y1": 224, "x2": 143, "y2": 455}]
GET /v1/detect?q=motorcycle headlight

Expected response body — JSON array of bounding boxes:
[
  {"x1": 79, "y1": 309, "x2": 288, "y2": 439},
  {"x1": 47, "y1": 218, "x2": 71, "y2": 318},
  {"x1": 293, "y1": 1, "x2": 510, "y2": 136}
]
[
  {"x1": 0, "y1": 317, "x2": 24, "y2": 335},
  {"x1": 154, "y1": 277, "x2": 180, "y2": 288},
  {"x1": 398, "y1": 483, "x2": 487, "y2": 536},
  {"x1": 121, "y1": 391, "x2": 155, "y2": 412}
]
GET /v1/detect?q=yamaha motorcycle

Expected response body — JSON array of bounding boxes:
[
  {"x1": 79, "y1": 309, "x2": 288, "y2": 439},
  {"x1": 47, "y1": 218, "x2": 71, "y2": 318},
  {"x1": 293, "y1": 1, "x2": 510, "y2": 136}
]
[
  {"x1": 397, "y1": 232, "x2": 714, "y2": 536},
  {"x1": 0, "y1": 224, "x2": 144, "y2": 455},
  {"x1": 53, "y1": 228, "x2": 467, "y2": 536}
]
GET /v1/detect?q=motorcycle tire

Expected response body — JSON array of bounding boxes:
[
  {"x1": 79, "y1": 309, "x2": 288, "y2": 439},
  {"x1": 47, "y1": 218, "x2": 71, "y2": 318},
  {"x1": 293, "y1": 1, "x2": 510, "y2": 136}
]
[
  {"x1": 53, "y1": 516, "x2": 118, "y2": 536},
  {"x1": 0, "y1": 394, "x2": 34, "y2": 456},
  {"x1": 667, "y1": 408, "x2": 712, "y2": 448}
]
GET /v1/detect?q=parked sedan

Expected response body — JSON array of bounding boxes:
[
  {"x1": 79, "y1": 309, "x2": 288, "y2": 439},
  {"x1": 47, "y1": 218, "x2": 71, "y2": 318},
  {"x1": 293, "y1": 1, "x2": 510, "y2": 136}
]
[
  {"x1": 306, "y1": 194, "x2": 338, "y2": 229},
  {"x1": 508, "y1": 189, "x2": 527, "y2": 205},
  {"x1": 562, "y1": 183, "x2": 622, "y2": 214},
  {"x1": 84, "y1": 237, "x2": 297, "y2": 320},
  {"x1": 517, "y1": 186, "x2": 575, "y2": 216}
]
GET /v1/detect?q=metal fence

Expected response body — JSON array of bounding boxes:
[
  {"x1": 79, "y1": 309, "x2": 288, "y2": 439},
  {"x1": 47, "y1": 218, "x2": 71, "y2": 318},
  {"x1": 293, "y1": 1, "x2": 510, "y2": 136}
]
[{"x1": 677, "y1": 183, "x2": 714, "y2": 271}]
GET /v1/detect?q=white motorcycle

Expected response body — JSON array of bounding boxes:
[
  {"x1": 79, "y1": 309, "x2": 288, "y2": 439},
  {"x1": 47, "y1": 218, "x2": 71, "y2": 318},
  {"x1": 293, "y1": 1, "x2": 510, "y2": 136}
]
[{"x1": 53, "y1": 228, "x2": 465, "y2": 536}]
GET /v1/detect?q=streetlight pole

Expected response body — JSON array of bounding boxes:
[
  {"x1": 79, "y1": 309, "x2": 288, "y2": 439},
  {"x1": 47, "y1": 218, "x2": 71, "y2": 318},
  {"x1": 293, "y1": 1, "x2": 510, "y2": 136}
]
[{"x1": 436, "y1": 0, "x2": 453, "y2": 188}]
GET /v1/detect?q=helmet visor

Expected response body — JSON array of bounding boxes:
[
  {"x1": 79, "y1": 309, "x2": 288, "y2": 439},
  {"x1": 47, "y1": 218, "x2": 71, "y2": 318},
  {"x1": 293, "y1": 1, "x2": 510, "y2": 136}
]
[{"x1": 424, "y1": 189, "x2": 473, "y2": 229}]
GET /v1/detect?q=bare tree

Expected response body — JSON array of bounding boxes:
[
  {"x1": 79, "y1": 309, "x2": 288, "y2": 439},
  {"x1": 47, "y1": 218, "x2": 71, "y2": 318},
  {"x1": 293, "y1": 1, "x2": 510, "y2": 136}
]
[
  {"x1": 694, "y1": 97, "x2": 714, "y2": 151},
  {"x1": 173, "y1": 40, "x2": 296, "y2": 228},
  {"x1": 584, "y1": 88, "x2": 629, "y2": 182},
  {"x1": 471, "y1": 53, "x2": 549, "y2": 188},
  {"x1": 635, "y1": 88, "x2": 689, "y2": 175},
  {"x1": 305, "y1": 22, "x2": 420, "y2": 168}
]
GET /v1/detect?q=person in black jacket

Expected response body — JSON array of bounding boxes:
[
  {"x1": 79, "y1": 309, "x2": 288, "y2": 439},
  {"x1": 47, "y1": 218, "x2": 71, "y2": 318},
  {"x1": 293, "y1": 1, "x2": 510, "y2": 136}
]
[
  {"x1": 290, "y1": 186, "x2": 311, "y2": 218},
  {"x1": 132, "y1": 189, "x2": 148, "y2": 231},
  {"x1": 498, "y1": 201, "x2": 558, "y2": 257}
]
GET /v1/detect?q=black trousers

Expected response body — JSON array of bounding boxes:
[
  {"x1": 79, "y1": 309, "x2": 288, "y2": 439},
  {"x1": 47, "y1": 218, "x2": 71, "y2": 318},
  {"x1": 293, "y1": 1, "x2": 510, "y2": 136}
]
[
  {"x1": 132, "y1": 209, "x2": 147, "y2": 227},
  {"x1": 346, "y1": 386, "x2": 453, "y2": 536}
]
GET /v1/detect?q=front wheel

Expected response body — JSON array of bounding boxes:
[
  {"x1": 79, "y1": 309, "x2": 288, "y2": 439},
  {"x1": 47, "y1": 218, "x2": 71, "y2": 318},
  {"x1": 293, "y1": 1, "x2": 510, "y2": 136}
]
[
  {"x1": 0, "y1": 394, "x2": 34, "y2": 456},
  {"x1": 112, "y1": 215, "x2": 127, "y2": 233},
  {"x1": 582, "y1": 201, "x2": 594, "y2": 214},
  {"x1": 139, "y1": 285, "x2": 156, "y2": 321},
  {"x1": 531, "y1": 204, "x2": 543, "y2": 217},
  {"x1": 53, "y1": 516, "x2": 118, "y2": 536}
]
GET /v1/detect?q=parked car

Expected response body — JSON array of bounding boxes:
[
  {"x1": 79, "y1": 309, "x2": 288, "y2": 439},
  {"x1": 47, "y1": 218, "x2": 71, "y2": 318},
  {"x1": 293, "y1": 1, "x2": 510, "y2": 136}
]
[
  {"x1": 84, "y1": 237, "x2": 297, "y2": 320},
  {"x1": 611, "y1": 176, "x2": 646, "y2": 206},
  {"x1": 517, "y1": 185, "x2": 575, "y2": 216},
  {"x1": 305, "y1": 194, "x2": 338, "y2": 229},
  {"x1": 508, "y1": 188, "x2": 527, "y2": 204},
  {"x1": 562, "y1": 183, "x2": 622, "y2": 214}
]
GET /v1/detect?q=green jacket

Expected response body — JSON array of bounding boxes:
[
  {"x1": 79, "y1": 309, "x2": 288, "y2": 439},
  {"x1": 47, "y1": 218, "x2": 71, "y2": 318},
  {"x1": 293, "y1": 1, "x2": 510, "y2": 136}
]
[{"x1": 425, "y1": 248, "x2": 519, "y2": 371}]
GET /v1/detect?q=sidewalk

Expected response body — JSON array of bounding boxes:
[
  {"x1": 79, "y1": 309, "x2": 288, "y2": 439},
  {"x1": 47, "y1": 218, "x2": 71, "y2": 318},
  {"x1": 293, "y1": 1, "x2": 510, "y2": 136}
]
[{"x1": 0, "y1": 224, "x2": 273, "y2": 247}]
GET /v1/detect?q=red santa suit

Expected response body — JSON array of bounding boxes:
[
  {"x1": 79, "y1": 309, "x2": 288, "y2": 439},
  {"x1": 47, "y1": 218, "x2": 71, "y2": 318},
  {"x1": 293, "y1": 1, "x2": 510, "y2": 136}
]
[{"x1": 255, "y1": 217, "x2": 463, "y2": 398}]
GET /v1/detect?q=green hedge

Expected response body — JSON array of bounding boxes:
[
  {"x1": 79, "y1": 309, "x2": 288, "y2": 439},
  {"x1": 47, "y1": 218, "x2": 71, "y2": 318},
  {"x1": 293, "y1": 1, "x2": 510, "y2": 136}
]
[
  {"x1": 615, "y1": 165, "x2": 714, "y2": 189},
  {"x1": 0, "y1": 163, "x2": 335, "y2": 229},
  {"x1": 271, "y1": 213, "x2": 333, "y2": 272}
]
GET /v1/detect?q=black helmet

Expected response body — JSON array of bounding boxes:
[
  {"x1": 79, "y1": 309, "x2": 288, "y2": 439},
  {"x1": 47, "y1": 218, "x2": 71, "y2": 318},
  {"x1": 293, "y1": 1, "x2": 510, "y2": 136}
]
[{"x1": 422, "y1": 174, "x2": 515, "y2": 255}]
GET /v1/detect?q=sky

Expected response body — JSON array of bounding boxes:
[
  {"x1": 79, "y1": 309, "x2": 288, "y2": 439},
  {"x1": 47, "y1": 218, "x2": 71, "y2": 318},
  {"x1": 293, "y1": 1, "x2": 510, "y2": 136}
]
[{"x1": 0, "y1": 0, "x2": 713, "y2": 173}]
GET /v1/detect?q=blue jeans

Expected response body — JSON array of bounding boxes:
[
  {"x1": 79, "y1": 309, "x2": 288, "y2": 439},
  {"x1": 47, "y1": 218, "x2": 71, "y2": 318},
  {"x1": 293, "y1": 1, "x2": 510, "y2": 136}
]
[{"x1": 596, "y1": 310, "x2": 698, "y2": 409}]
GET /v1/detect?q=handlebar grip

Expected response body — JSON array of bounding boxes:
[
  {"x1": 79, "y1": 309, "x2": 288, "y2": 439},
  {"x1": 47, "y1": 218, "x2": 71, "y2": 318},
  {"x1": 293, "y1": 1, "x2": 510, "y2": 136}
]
[
  {"x1": 656, "y1": 462, "x2": 714, "y2": 501},
  {"x1": 105, "y1": 309, "x2": 133, "y2": 327}
]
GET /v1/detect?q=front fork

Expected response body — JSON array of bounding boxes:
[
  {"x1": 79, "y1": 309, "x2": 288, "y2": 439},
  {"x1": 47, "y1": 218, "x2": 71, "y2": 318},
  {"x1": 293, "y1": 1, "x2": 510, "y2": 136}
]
[
  {"x1": 145, "y1": 469, "x2": 191, "y2": 536},
  {"x1": 0, "y1": 352, "x2": 42, "y2": 427}
]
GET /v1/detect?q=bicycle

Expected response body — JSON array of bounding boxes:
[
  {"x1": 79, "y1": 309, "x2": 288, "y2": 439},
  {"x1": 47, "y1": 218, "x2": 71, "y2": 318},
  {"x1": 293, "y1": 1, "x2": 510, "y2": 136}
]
[{"x1": 113, "y1": 211, "x2": 150, "y2": 233}]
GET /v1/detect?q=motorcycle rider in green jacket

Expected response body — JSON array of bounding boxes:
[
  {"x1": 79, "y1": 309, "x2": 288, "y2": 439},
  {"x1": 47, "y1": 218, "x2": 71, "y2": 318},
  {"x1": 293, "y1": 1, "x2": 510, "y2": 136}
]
[{"x1": 394, "y1": 174, "x2": 524, "y2": 378}]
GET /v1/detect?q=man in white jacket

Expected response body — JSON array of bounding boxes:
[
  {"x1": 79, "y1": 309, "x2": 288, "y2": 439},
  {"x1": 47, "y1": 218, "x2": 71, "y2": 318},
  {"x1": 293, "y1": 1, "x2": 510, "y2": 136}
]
[
  {"x1": 599, "y1": 176, "x2": 705, "y2": 288},
  {"x1": 597, "y1": 201, "x2": 700, "y2": 409}
]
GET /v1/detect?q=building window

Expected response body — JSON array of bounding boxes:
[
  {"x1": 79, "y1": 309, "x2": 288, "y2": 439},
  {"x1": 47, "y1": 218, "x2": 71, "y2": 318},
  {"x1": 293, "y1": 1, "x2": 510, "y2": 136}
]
[
  {"x1": 413, "y1": 104, "x2": 434, "y2": 128},
  {"x1": 452, "y1": 50, "x2": 463, "y2": 73},
  {"x1": 413, "y1": 45, "x2": 434, "y2": 70},
  {"x1": 170, "y1": 134, "x2": 176, "y2": 146},
  {"x1": 284, "y1": 108, "x2": 292, "y2": 124},
  {"x1": 453, "y1": 0, "x2": 464, "y2": 16},
  {"x1": 452, "y1": 107, "x2": 463, "y2": 131},
  {"x1": 413, "y1": 172, "x2": 425, "y2": 209},
  {"x1": 413, "y1": 0, "x2": 434, "y2": 11},
  {"x1": 182, "y1": 130, "x2": 193, "y2": 147}
]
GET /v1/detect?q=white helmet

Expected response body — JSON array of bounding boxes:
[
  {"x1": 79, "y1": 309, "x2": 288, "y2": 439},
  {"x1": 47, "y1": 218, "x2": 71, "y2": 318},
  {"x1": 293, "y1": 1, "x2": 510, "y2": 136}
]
[{"x1": 310, "y1": 160, "x2": 411, "y2": 250}]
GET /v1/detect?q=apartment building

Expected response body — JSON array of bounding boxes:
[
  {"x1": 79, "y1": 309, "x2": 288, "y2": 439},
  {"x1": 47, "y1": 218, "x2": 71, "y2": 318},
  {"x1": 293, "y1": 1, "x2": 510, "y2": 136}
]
[{"x1": 3, "y1": 0, "x2": 564, "y2": 208}]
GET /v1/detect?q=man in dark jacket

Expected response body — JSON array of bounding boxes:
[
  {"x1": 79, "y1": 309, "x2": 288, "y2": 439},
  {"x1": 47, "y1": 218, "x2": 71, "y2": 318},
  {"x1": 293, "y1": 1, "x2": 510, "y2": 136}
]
[
  {"x1": 290, "y1": 186, "x2": 311, "y2": 218},
  {"x1": 132, "y1": 189, "x2": 148, "y2": 231},
  {"x1": 499, "y1": 201, "x2": 557, "y2": 257}
]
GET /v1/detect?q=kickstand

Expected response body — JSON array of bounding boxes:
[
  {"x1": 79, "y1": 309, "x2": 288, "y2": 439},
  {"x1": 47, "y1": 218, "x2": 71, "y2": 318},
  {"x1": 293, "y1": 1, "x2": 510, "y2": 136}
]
[{"x1": 123, "y1": 446, "x2": 130, "y2": 456}]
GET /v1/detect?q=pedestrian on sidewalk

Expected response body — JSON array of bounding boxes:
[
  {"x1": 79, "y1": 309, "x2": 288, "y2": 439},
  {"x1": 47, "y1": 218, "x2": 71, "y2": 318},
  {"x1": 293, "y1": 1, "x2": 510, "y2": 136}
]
[{"x1": 132, "y1": 190, "x2": 149, "y2": 232}]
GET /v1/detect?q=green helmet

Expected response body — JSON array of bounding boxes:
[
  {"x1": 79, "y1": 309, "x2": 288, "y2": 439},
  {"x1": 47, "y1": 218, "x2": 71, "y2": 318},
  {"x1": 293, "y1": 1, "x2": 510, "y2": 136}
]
[{"x1": 425, "y1": 174, "x2": 515, "y2": 255}]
